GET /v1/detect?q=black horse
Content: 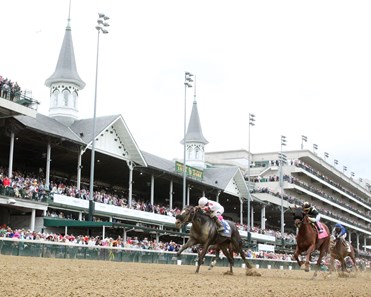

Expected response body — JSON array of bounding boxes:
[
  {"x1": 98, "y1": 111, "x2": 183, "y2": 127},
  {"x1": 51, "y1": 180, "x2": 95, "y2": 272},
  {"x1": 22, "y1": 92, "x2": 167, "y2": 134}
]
[{"x1": 175, "y1": 205, "x2": 260, "y2": 276}]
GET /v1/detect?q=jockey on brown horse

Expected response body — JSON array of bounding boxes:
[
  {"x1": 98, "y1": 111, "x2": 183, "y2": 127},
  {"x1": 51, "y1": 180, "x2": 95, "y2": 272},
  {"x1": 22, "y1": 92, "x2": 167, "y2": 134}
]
[
  {"x1": 302, "y1": 202, "x2": 323, "y2": 233},
  {"x1": 291, "y1": 203, "x2": 330, "y2": 278},
  {"x1": 332, "y1": 223, "x2": 351, "y2": 253}
]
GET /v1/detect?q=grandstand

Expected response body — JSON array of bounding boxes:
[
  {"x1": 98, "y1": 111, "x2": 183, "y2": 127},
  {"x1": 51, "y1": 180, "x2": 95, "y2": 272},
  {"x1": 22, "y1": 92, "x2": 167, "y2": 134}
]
[{"x1": 0, "y1": 7, "x2": 370, "y2": 258}]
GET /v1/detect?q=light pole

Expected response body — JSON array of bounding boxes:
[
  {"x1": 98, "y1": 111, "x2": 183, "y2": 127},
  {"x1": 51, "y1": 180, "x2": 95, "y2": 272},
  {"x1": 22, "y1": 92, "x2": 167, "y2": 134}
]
[
  {"x1": 324, "y1": 152, "x2": 329, "y2": 161},
  {"x1": 88, "y1": 13, "x2": 110, "y2": 221},
  {"x1": 183, "y1": 72, "x2": 193, "y2": 208},
  {"x1": 301, "y1": 135, "x2": 307, "y2": 150},
  {"x1": 313, "y1": 143, "x2": 318, "y2": 155},
  {"x1": 247, "y1": 113, "x2": 255, "y2": 232},
  {"x1": 279, "y1": 135, "x2": 287, "y2": 240}
]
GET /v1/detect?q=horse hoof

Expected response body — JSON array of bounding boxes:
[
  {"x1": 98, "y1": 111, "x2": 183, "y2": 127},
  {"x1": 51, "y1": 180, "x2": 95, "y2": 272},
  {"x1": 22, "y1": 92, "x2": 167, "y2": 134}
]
[{"x1": 223, "y1": 271, "x2": 233, "y2": 275}]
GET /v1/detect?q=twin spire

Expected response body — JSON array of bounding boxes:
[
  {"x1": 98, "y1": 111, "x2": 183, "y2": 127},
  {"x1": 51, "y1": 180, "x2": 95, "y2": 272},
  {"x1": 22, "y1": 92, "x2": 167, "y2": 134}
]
[
  {"x1": 182, "y1": 76, "x2": 208, "y2": 169},
  {"x1": 44, "y1": 3, "x2": 208, "y2": 167},
  {"x1": 45, "y1": 1, "x2": 85, "y2": 127}
]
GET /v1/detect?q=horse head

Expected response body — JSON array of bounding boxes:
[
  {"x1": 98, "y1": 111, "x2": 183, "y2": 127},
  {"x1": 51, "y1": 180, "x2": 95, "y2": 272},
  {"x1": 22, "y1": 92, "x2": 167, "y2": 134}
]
[
  {"x1": 175, "y1": 206, "x2": 195, "y2": 229},
  {"x1": 291, "y1": 206, "x2": 305, "y2": 228}
]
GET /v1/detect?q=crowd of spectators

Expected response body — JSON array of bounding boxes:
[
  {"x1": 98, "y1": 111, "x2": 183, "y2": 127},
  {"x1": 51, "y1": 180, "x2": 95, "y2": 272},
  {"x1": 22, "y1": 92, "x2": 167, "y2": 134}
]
[
  {"x1": 252, "y1": 160, "x2": 370, "y2": 231},
  {"x1": 1, "y1": 225, "x2": 369, "y2": 270},
  {"x1": 0, "y1": 75, "x2": 21, "y2": 101},
  {"x1": 0, "y1": 164, "x2": 369, "y2": 256},
  {"x1": 0, "y1": 165, "x2": 358, "y2": 243}
]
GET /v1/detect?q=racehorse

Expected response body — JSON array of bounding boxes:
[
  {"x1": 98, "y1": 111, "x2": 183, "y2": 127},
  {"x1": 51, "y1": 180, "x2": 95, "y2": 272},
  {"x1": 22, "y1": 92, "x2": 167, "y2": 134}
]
[
  {"x1": 329, "y1": 235, "x2": 358, "y2": 276},
  {"x1": 290, "y1": 206, "x2": 331, "y2": 278},
  {"x1": 175, "y1": 205, "x2": 260, "y2": 276}
]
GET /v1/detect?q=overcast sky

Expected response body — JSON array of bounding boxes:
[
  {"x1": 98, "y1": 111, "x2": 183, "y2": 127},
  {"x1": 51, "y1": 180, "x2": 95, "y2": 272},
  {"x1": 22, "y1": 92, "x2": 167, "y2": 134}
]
[{"x1": 2, "y1": 1, "x2": 371, "y2": 181}]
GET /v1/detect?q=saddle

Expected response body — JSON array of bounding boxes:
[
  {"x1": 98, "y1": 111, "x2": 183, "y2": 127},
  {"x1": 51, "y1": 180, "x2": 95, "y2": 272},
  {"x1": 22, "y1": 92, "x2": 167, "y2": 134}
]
[{"x1": 218, "y1": 220, "x2": 232, "y2": 238}]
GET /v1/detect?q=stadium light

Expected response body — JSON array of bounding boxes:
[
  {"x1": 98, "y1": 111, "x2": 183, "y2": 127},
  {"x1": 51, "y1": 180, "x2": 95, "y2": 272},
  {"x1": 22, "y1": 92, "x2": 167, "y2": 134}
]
[
  {"x1": 89, "y1": 13, "x2": 110, "y2": 221},
  {"x1": 182, "y1": 71, "x2": 193, "y2": 208},
  {"x1": 247, "y1": 113, "x2": 255, "y2": 232},
  {"x1": 280, "y1": 135, "x2": 287, "y2": 242},
  {"x1": 301, "y1": 135, "x2": 307, "y2": 150}
]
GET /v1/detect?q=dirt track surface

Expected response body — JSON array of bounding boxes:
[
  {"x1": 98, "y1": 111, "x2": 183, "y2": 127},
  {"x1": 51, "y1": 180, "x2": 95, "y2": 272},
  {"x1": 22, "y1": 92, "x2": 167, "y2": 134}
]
[{"x1": 0, "y1": 255, "x2": 369, "y2": 297}]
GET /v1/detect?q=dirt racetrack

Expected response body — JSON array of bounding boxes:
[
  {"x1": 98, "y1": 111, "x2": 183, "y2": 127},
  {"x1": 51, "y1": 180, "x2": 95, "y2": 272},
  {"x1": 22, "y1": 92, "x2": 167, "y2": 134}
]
[{"x1": 0, "y1": 255, "x2": 369, "y2": 297}]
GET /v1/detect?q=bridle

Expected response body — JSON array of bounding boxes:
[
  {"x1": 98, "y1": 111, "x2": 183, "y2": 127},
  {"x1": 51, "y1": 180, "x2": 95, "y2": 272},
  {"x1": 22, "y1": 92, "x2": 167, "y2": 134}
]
[
  {"x1": 294, "y1": 212, "x2": 310, "y2": 228},
  {"x1": 175, "y1": 206, "x2": 196, "y2": 226}
]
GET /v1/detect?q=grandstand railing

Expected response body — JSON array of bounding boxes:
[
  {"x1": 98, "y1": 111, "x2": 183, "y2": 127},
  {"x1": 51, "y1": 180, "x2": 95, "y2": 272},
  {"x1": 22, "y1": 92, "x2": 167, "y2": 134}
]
[{"x1": 0, "y1": 238, "x2": 304, "y2": 270}]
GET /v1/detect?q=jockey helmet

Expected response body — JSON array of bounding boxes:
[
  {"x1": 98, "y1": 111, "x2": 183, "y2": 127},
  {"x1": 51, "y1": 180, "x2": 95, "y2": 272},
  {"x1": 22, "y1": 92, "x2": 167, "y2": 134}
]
[
  {"x1": 198, "y1": 197, "x2": 208, "y2": 207},
  {"x1": 302, "y1": 202, "x2": 311, "y2": 212},
  {"x1": 335, "y1": 223, "x2": 342, "y2": 228}
]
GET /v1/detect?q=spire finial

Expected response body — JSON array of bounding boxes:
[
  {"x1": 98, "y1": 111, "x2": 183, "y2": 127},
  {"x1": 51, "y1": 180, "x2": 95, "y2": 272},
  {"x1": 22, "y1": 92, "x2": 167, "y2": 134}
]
[
  {"x1": 193, "y1": 75, "x2": 197, "y2": 102},
  {"x1": 67, "y1": 0, "x2": 72, "y2": 29}
]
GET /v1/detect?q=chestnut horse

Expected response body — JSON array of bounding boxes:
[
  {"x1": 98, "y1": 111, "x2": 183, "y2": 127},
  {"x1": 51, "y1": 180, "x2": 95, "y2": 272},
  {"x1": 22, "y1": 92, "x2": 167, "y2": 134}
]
[
  {"x1": 329, "y1": 235, "x2": 358, "y2": 275},
  {"x1": 175, "y1": 205, "x2": 259, "y2": 276},
  {"x1": 291, "y1": 206, "x2": 331, "y2": 278}
]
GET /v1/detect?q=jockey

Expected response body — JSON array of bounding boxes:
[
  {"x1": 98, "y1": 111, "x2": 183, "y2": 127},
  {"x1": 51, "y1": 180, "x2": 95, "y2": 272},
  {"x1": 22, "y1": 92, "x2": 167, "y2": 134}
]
[
  {"x1": 302, "y1": 202, "x2": 323, "y2": 233},
  {"x1": 198, "y1": 197, "x2": 225, "y2": 232},
  {"x1": 332, "y1": 223, "x2": 351, "y2": 252}
]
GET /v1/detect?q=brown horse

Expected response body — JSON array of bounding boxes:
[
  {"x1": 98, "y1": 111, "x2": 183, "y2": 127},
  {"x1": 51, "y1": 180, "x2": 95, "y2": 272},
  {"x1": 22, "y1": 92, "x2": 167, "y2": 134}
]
[
  {"x1": 329, "y1": 235, "x2": 358, "y2": 276},
  {"x1": 175, "y1": 205, "x2": 260, "y2": 276},
  {"x1": 291, "y1": 207, "x2": 331, "y2": 278}
]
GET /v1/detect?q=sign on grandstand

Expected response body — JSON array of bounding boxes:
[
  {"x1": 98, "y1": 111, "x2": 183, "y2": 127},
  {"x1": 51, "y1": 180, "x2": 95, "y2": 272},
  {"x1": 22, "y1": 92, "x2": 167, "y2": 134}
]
[
  {"x1": 175, "y1": 161, "x2": 203, "y2": 181},
  {"x1": 258, "y1": 243, "x2": 275, "y2": 252}
]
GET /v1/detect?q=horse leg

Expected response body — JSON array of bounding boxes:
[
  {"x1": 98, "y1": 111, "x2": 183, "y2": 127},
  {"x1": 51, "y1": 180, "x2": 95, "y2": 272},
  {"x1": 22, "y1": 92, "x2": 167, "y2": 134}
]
[
  {"x1": 220, "y1": 245, "x2": 234, "y2": 275},
  {"x1": 208, "y1": 247, "x2": 220, "y2": 270},
  {"x1": 176, "y1": 238, "x2": 197, "y2": 257},
  {"x1": 350, "y1": 254, "x2": 359, "y2": 273},
  {"x1": 195, "y1": 243, "x2": 210, "y2": 273},
  {"x1": 346, "y1": 247, "x2": 358, "y2": 273},
  {"x1": 306, "y1": 246, "x2": 316, "y2": 274},
  {"x1": 230, "y1": 238, "x2": 255, "y2": 271},
  {"x1": 293, "y1": 248, "x2": 304, "y2": 269},
  {"x1": 313, "y1": 245, "x2": 328, "y2": 279},
  {"x1": 328, "y1": 256, "x2": 335, "y2": 277}
]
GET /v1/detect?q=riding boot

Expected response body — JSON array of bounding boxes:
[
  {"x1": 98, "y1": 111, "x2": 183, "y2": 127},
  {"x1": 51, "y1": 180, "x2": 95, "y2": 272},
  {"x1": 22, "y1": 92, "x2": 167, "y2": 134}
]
[{"x1": 213, "y1": 216, "x2": 225, "y2": 232}]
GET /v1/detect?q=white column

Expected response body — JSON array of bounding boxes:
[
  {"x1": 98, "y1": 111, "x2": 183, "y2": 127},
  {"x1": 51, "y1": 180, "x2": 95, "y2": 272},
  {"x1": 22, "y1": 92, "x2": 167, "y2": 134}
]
[
  {"x1": 364, "y1": 237, "x2": 367, "y2": 252},
  {"x1": 30, "y1": 209, "x2": 36, "y2": 231},
  {"x1": 169, "y1": 180, "x2": 173, "y2": 210},
  {"x1": 356, "y1": 233, "x2": 360, "y2": 251},
  {"x1": 186, "y1": 184, "x2": 190, "y2": 205},
  {"x1": 45, "y1": 143, "x2": 51, "y2": 189},
  {"x1": 77, "y1": 148, "x2": 82, "y2": 190},
  {"x1": 127, "y1": 161, "x2": 134, "y2": 207},
  {"x1": 150, "y1": 174, "x2": 155, "y2": 206},
  {"x1": 251, "y1": 205, "x2": 254, "y2": 229},
  {"x1": 261, "y1": 205, "x2": 266, "y2": 230},
  {"x1": 8, "y1": 131, "x2": 14, "y2": 178},
  {"x1": 240, "y1": 199, "x2": 243, "y2": 225}
]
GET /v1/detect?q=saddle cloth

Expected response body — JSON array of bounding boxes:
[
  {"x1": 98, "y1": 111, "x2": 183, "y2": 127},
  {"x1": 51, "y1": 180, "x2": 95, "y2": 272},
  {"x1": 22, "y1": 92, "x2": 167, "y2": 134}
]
[
  {"x1": 316, "y1": 222, "x2": 328, "y2": 239},
  {"x1": 219, "y1": 220, "x2": 232, "y2": 238}
]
